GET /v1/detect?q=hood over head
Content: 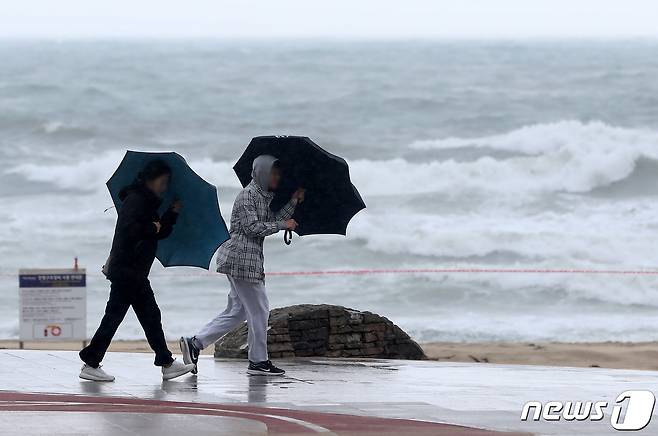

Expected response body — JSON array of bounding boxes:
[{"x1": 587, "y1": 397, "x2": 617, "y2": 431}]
[{"x1": 251, "y1": 154, "x2": 278, "y2": 191}]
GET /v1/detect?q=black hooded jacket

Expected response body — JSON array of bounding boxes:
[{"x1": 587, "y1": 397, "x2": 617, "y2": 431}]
[{"x1": 105, "y1": 184, "x2": 178, "y2": 281}]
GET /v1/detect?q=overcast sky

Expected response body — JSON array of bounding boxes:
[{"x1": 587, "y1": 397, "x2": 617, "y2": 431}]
[{"x1": 1, "y1": 0, "x2": 657, "y2": 39}]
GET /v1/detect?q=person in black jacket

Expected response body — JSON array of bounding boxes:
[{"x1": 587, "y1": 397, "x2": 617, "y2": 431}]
[{"x1": 79, "y1": 160, "x2": 195, "y2": 382}]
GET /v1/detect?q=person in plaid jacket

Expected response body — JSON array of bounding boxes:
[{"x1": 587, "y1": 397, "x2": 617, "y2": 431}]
[{"x1": 180, "y1": 155, "x2": 304, "y2": 376}]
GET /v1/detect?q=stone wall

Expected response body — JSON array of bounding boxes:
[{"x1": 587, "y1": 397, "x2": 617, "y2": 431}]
[{"x1": 214, "y1": 304, "x2": 426, "y2": 360}]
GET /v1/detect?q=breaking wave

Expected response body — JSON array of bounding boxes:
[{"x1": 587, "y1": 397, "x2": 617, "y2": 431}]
[
  {"x1": 407, "y1": 120, "x2": 658, "y2": 195},
  {"x1": 10, "y1": 121, "x2": 658, "y2": 199},
  {"x1": 7, "y1": 120, "x2": 658, "y2": 271}
]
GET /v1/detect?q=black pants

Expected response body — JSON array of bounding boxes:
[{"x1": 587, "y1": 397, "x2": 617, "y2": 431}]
[{"x1": 80, "y1": 278, "x2": 173, "y2": 367}]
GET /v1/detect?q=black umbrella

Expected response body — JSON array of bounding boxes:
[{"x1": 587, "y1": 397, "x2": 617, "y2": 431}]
[{"x1": 234, "y1": 136, "x2": 366, "y2": 244}]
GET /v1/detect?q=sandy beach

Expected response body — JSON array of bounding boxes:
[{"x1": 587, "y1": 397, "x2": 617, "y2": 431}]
[
  {"x1": 0, "y1": 340, "x2": 216, "y2": 357},
  {"x1": 422, "y1": 341, "x2": 658, "y2": 371},
  {"x1": 2, "y1": 340, "x2": 657, "y2": 371}
]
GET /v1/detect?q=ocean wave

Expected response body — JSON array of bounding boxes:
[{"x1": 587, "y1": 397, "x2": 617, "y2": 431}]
[
  {"x1": 10, "y1": 121, "x2": 658, "y2": 198},
  {"x1": 402, "y1": 311, "x2": 658, "y2": 343},
  {"x1": 37, "y1": 120, "x2": 97, "y2": 141},
  {"x1": 408, "y1": 120, "x2": 658, "y2": 194},
  {"x1": 348, "y1": 203, "x2": 658, "y2": 266},
  {"x1": 42, "y1": 121, "x2": 64, "y2": 134},
  {"x1": 7, "y1": 151, "x2": 126, "y2": 191},
  {"x1": 6, "y1": 152, "x2": 240, "y2": 192},
  {"x1": 8, "y1": 122, "x2": 658, "y2": 271}
]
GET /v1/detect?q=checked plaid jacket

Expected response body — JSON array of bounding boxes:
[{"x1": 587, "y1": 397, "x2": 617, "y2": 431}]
[{"x1": 216, "y1": 180, "x2": 297, "y2": 283}]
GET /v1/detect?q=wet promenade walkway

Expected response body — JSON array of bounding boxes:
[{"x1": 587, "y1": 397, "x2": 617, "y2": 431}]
[{"x1": 0, "y1": 350, "x2": 656, "y2": 435}]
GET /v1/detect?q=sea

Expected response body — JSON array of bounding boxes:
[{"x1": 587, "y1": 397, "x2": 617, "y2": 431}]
[{"x1": 2, "y1": 39, "x2": 658, "y2": 343}]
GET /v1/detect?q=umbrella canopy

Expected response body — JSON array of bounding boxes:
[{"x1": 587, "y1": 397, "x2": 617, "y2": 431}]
[
  {"x1": 233, "y1": 136, "x2": 365, "y2": 238},
  {"x1": 107, "y1": 151, "x2": 229, "y2": 269}
]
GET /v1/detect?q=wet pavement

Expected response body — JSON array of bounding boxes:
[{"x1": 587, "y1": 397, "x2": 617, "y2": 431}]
[{"x1": 0, "y1": 350, "x2": 656, "y2": 435}]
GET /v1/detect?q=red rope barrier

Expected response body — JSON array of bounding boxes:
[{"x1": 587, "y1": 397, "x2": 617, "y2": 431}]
[
  {"x1": 265, "y1": 268, "x2": 658, "y2": 276},
  {"x1": 3, "y1": 268, "x2": 657, "y2": 277}
]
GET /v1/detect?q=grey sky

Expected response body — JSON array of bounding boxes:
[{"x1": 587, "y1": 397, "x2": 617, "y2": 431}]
[{"x1": 1, "y1": 0, "x2": 657, "y2": 38}]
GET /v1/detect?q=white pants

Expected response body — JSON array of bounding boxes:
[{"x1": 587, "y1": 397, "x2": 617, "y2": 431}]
[{"x1": 195, "y1": 275, "x2": 269, "y2": 362}]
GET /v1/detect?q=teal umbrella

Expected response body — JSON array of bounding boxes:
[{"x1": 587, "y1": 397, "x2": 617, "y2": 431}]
[{"x1": 107, "y1": 151, "x2": 229, "y2": 269}]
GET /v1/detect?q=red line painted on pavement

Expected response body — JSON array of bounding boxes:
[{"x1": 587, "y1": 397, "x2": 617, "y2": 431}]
[{"x1": 0, "y1": 392, "x2": 517, "y2": 435}]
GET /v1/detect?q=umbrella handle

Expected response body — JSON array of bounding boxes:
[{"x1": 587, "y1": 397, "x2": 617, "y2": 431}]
[{"x1": 284, "y1": 229, "x2": 292, "y2": 245}]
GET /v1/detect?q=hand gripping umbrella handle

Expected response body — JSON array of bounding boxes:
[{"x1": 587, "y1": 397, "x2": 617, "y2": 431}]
[{"x1": 284, "y1": 229, "x2": 293, "y2": 245}]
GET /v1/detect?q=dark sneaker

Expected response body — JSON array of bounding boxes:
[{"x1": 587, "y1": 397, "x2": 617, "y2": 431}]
[
  {"x1": 247, "y1": 360, "x2": 285, "y2": 376},
  {"x1": 179, "y1": 336, "x2": 200, "y2": 374}
]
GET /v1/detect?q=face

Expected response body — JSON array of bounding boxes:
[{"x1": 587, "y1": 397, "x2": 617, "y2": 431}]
[
  {"x1": 269, "y1": 167, "x2": 282, "y2": 191},
  {"x1": 146, "y1": 174, "x2": 170, "y2": 197}
]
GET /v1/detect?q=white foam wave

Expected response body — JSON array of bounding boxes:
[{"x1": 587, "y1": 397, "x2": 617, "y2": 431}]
[
  {"x1": 42, "y1": 121, "x2": 64, "y2": 134},
  {"x1": 11, "y1": 121, "x2": 658, "y2": 200},
  {"x1": 348, "y1": 201, "x2": 658, "y2": 266},
  {"x1": 8, "y1": 122, "x2": 658, "y2": 272},
  {"x1": 407, "y1": 120, "x2": 658, "y2": 194},
  {"x1": 7, "y1": 152, "x2": 241, "y2": 191},
  {"x1": 8, "y1": 150, "x2": 126, "y2": 190}
]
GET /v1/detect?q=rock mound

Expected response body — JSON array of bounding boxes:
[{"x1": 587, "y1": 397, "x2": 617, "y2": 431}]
[{"x1": 214, "y1": 304, "x2": 426, "y2": 360}]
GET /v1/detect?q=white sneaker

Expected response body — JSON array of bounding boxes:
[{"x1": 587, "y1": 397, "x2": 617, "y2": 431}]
[
  {"x1": 79, "y1": 364, "x2": 115, "y2": 382},
  {"x1": 162, "y1": 358, "x2": 195, "y2": 380}
]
